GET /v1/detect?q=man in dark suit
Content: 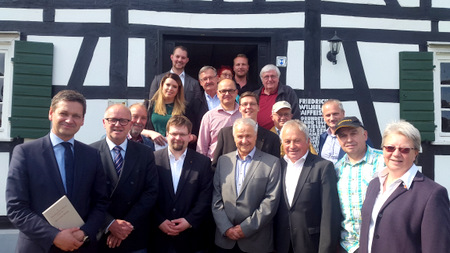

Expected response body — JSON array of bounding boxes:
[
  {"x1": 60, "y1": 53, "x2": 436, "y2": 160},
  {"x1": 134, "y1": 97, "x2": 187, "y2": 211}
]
[
  {"x1": 212, "y1": 118, "x2": 281, "y2": 253},
  {"x1": 275, "y1": 120, "x2": 341, "y2": 253},
  {"x1": 91, "y1": 104, "x2": 158, "y2": 253},
  {"x1": 6, "y1": 90, "x2": 109, "y2": 252},
  {"x1": 149, "y1": 45, "x2": 201, "y2": 107},
  {"x1": 212, "y1": 91, "x2": 280, "y2": 169},
  {"x1": 150, "y1": 115, "x2": 213, "y2": 253}
]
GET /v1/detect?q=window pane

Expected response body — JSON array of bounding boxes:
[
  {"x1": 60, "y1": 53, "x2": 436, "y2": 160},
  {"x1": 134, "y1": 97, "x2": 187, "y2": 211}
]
[
  {"x1": 441, "y1": 62, "x2": 450, "y2": 85},
  {"x1": 442, "y1": 111, "x2": 450, "y2": 132},
  {"x1": 441, "y1": 87, "x2": 450, "y2": 108},
  {"x1": 0, "y1": 52, "x2": 4, "y2": 76}
]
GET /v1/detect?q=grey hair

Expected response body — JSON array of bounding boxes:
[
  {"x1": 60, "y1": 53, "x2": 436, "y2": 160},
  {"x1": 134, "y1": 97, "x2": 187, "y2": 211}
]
[
  {"x1": 381, "y1": 120, "x2": 421, "y2": 150},
  {"x1": 322, "y1": 99, "x2": 344, "y2": 113},
  {"x1": 259, "y1": 64, "x2": 281, "y2": 80},
  {"x1": 232, "y1": 118, "x2": 258, "y2": 136},
  {"x1": 280, "y1": 119, "x2": 310, "y2": 141},
  {"x1": 198, "y1": 66, "x2": 217, "y2": 78}
]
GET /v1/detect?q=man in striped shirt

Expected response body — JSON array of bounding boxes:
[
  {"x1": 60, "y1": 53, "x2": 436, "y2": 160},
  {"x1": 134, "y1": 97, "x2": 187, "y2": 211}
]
[{"x1": 334, "y1": 117, "x2": 384, "y2": 253}]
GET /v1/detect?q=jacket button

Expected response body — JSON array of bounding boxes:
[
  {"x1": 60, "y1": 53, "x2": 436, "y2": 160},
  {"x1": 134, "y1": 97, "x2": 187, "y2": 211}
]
[
  {"x1": 375, "y1": 234, "x2": 380, "y2": 239},
  {"x1": 378, "y1": 213, "x2": 383, "y2": 218},
  {"x1": 173, "y1": 208, "x2": 176, "y2": 212}
]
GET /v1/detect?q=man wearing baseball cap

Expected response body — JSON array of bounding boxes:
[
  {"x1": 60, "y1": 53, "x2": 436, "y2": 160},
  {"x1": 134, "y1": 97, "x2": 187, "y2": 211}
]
[
  {"x1": 271, "y1": 101, "x2": 317, "y2": 156},
  {"x1": 334, "y1": 117, "x2": 384, "y2": 253}
]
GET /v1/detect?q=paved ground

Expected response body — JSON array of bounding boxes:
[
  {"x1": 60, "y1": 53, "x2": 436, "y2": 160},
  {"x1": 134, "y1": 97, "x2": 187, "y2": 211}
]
[{"x1": 0, "y1": 229, "x2": 18, "y2": 253}]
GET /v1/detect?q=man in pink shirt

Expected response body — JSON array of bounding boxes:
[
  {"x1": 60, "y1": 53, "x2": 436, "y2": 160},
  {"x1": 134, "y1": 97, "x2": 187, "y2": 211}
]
[{"x1": 196, "y1": 79, "x2": 241, "y2": 160}]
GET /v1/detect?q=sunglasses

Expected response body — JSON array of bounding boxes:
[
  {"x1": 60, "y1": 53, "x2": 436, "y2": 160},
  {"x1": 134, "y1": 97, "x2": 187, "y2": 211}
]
[{"x1": 383, "y1": 146, "x2": 416, "y2": 154}]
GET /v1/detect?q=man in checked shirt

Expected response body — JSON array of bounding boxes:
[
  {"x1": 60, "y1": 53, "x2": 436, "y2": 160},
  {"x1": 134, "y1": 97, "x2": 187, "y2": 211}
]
[{"x1": 334, "y1": 117, "x2": 385, "y2": 253}]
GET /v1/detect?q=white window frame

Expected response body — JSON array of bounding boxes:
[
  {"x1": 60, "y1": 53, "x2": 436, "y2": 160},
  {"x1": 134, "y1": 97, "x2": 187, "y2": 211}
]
[
  {"x1": 0, "y1": 32, "x2": 20, "y2": 141},
  {"x1": 429, "y1": 42, "x2": 450, "y2": 144}
]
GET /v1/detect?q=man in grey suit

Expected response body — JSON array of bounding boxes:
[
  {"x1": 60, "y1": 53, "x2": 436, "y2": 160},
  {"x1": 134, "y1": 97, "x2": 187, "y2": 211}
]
[
  {"x1": 148, "y1": 45, "x2": 201, "y2": 107},
  {"x1": 212, "y1": 118, "x2": 281, "y2": 253},
  {"x1": 274, "y1": 120, "x2": 341, "y2": 253}
]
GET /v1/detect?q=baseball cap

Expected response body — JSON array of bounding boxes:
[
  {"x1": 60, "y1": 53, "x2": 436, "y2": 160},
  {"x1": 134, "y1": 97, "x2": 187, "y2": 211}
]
[
  {"x1": 335, "y1": 116, "x2": 365, "y2": 134},
  {"x1": 272, "y1": 101, "x2": 291, "y2": 114}
]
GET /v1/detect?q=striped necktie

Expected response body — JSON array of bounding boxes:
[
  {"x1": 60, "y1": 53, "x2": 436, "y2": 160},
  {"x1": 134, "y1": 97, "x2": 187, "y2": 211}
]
[{"x1": 113, "y1": 146, "x2": 123, "y2": 176}]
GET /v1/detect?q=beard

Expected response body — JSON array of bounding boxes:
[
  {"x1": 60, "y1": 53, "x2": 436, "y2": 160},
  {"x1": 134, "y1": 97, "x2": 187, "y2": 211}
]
[{"x1": 171, "y1": 141, "x2": 185, "y2": 151}]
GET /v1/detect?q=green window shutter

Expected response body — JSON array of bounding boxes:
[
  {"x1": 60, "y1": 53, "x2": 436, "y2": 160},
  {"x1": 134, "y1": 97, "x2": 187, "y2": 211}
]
[
  {"x1": 10, "y1": 41, "x2": 53, "y2": 139},
  {"x1": 399, "y1": 51, "x2": 435, "y2": 141}
]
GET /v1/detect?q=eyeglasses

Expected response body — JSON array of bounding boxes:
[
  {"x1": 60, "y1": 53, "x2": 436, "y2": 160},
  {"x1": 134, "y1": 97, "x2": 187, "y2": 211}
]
[
  {"x1": 383, "y1": 146, "x2": 416, "y2": 154},
  {"x1": 218, "y1": 89, "x2": 236, "y2": 95},
  {"x1": 262, "y1": 75, "x2": 278, "y2": 81},
  {"x1": 200, "y1": 76, "x2": 216, "y2": 82},
  {"x1": 221, "y1": 73, "x2": 233, "y2": 78},
  {"x1": 105, "y1": 118, "x2": 131, "y2": 126},
  {"x1": 168, "y1": 132, "x2": 189, "y2": 138},
  {"x1": 275, "y1": 112, "x2": 291, "y2": 118}
]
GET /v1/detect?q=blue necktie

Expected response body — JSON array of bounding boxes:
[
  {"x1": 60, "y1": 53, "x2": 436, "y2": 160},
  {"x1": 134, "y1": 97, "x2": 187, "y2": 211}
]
[
  {"x1": 61, "y1": 142, "x2": 74, "y2": 198},
  {"x1": 113, "y1": 146, "x2": 123, "y2": 176}
]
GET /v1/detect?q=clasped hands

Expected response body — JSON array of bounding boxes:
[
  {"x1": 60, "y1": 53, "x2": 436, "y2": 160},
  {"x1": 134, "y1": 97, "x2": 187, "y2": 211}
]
[
  {"x1": 107, "y1": 219, "x2": 134, "y2": 248},
  {"x1": 159, "y1": 218, "x2": 191, "y2": 236},
  {"x1": 225, "y1": 225, "x2": 245, "y2": 241},
  {"x1": 53, "y1": 227, "x2": 86, "y2": 251}
]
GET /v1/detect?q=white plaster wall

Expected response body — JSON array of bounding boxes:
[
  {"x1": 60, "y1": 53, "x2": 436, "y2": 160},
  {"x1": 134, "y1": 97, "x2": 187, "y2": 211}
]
[
  {"x1": 0, "y1": 152, "x2": 10, "y2": 215},
  {"x1": 0, "y1": 8, "x2": 42, "y2": 22},
  {"x1": 128, "y1": 38, "x2": 146, "y2": 88},
  {"x1": 84, "y1": 37, "x2": 110, "y2": 87},
  {"x1": 439, "y1": 21, "x2": 450, "y2": 33},
  {"x1": 27, "y1": 36, "x2": 83, "y2": 87},
  {"x1": 433, "y1": 0, "x2": 450, "y2": 8},
  {"x1": 373, "y1": 102, "x2": 400, "y2": 138},
  {"x1": 286, "y1": 41, "x2": 304, "y2": 90},
  {"x1": 55, "y1": 9, "x2": 111, "y2": 23},
  {"x1": 434, "y1": 156, "x2": 450, "y2": 192},
  {"x1": 358, "y1": 42, "x2": 418, "y2": 89},
  {"x1": 398, "y1": 0, "x2": 420, "y2": 7},
  {"x1": 322, "y1": 15, "x2": 430, "y2": 32},
  {"x1": 321, "y1": 41, "x2": 353, "y2": 89},
  {"x1": 129, "y1": 11, "x2": 305, "y2": 29}
]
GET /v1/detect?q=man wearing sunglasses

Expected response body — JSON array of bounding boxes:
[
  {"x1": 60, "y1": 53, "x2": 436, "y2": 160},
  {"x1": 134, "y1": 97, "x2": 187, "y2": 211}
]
[{"x1": 334, "y1": 117, "x2": 385, "y2": 253}]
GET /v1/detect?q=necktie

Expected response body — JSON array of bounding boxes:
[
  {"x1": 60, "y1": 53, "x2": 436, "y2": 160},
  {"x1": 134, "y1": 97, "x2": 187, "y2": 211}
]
[
  {"x1": 61, "y1": 142, "x2": 74, "y2": 198},
  {"x1": 113, "y1": 146, "x2": 123, "y2": 176}
]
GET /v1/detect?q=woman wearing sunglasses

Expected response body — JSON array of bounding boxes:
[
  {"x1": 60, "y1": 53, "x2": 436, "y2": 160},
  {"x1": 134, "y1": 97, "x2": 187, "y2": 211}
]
[{"x1": 359, "y1": 120, "x2": 450, "y2": 253}]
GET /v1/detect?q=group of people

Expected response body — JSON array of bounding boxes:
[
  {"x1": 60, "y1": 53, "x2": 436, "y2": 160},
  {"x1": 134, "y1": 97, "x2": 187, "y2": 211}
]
[{"x1": 4, "y1": 45, "x2": 449, "y2": 253}]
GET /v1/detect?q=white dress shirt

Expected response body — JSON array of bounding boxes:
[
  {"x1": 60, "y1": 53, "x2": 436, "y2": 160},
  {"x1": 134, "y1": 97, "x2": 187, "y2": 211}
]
[
  {"x1": 168, "y1": 148, "x2": 187, "y2": 193},
  {"x1": 283, "y1": 151, "x2": 309, "y2": 206}
]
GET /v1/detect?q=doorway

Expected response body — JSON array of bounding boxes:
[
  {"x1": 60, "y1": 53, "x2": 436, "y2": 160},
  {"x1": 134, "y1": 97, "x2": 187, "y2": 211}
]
[{"x1": 161, "y1": 34, "x2": 272, "y2": 87}]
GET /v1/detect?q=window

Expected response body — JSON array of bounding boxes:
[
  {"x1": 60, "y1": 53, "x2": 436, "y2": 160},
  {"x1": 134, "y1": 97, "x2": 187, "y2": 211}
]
[
  {"x1": 429, "y1": 43, "x2": 450, "y2": 144},
  {"x1": 0, "y1": 32, "x2": 19, "y2": 141}
]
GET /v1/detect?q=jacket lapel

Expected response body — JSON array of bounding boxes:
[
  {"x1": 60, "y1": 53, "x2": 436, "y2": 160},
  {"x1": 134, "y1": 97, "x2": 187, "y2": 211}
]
[
  {"x1": 256, "y1": 126, "x2": 265, "y2": 150},
  {"x1": 174, "y1": 149, "x2": 194, "y2": 200},
  {"x1": 43, "y1": 135, "x2": 66, "y2": 196},
  {"x1": 237, "y1": 149, "x2": 261, "y2": 197},
  {"x1": 280, "y1": 159, "x2": 291, "y2": 208},
  {"x1": 98, "y1": 140, "x2": 119, "y2": 195},
  {"x1": 118, "y1": 141, "x2": 137, "y2": 185},
  {"x1": 290, "y1": 153, "x2": 313, "y2": 209}
]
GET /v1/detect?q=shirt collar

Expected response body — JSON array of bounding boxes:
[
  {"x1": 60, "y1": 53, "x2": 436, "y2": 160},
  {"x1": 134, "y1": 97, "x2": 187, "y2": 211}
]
[
  {"x1": 236, "y1": 146, "x2": 256, "y2": 161},
  {"x1": 50, "y1": 132, "x2": 74, "y2": 147},
  {"x1": 326, "y1": 127, "x2": 336, "y2": 137},
  {"x1": 127, "y1": 132, "x2": 143, "y2": 143},
  {"x1": 283, "y1": 151, "x2": 309, "y2": 165},
  {"x1": 377, "y1": 164, "x2": 418, "y2": 190},
  {"x1": 170, "y1": 69, "x2": 185, "y2": 79},
  {"x1": 168, "y1": 148, "x2": 187, "y2": 161},
  {"x1": 205, "y1": 91, "x2": 218, "y2": 100},
  {"x1": 106, "y1": 137, "x2": 128, "y2": 152},
  {"x1": 218, "y1": 102, "x2": 239, "y2": 113}
]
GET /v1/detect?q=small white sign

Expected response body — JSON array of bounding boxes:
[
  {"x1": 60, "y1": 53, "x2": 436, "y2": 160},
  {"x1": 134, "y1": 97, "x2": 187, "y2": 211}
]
[{"x1": 276, "y1": 56, "x2": 287, "y2": 67}]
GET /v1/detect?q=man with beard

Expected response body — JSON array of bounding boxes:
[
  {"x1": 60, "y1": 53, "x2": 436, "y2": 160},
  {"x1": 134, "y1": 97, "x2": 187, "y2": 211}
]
[
  {"x1": 151, "y1": 115, "x2": 213, "y2": 253},
  {"x1": 128, "y1": 103, "x2": 155, "y2": 151},
  {"x1": 233, "y1": 54, "x2": 260, "y2": 95}
]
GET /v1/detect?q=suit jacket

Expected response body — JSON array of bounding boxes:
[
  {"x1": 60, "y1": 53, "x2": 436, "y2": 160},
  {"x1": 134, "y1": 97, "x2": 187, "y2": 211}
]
[
  {"x1": 211, "y1": 125, "x2": 280, "y2": 169},
  {"x1": 212, "y1": 149, "x2": 281, "y2": 253},
  {"x1": 6, "y1": 134, "x2": 108, "y2": 253},
  {"x1": 90, "y1": 139, "x2": 158, "y2": 252},
  {"x1": 274, "y1": 153, "x2": 341, "y2": 253},
  {"x1": 150, "y1": 148, "x2": 214, "y2": 253},
  {"x1": 359, "y1": 171, "x2": 450, "y2": 253},
  {"x1": 149, "y1": 71, "x2": 201, "y2": 106}
]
